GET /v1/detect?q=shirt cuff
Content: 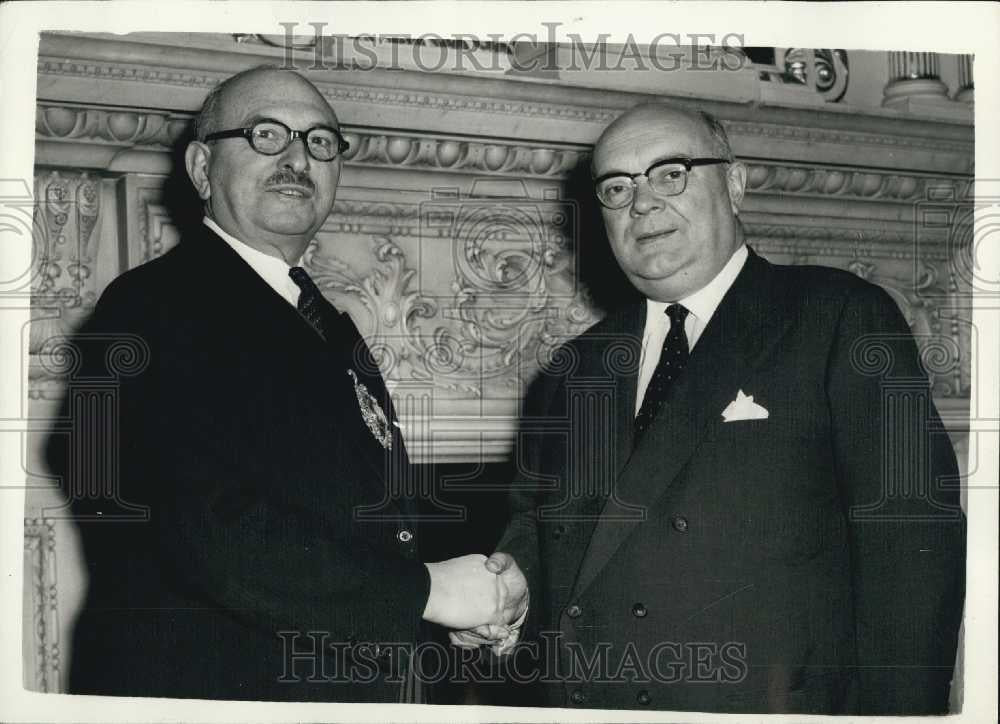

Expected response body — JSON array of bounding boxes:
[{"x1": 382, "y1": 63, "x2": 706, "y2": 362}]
[{"x1": 491, "y1": 595, "x2": 528, "y2": 655}]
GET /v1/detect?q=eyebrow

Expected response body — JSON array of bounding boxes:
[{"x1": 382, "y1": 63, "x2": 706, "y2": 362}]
[{"x1": 240, "y1": 114, "x2": 339, "y2": 130}]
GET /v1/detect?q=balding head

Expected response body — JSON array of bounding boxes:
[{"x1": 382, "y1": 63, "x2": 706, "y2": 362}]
[
  {"x1": 593, "y1": 104, "x2": 732, "y2": 180},
  {"x1": 194, "y1": 66, "x2": 338, "y2": 142},
  {"x1": 590, "y1": 103, "x2": 747, "y2": 302}
]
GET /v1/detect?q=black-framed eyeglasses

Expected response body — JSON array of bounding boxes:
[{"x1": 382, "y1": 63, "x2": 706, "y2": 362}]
[
  {"x1": 594, "y1": 156, "x2": 730, "y2": 209},
  {"x1": 204, "y1": 119, "x2": 350, "y2": 162}
]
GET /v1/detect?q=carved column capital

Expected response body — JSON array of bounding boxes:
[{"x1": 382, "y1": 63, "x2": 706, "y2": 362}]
[
  {"x1": 882, "y1": 51, "x2": 971, "y2": 120},
  {"x1": 955, "y1": 55, "x2": 974, "y2": 104},
  {"x1": 883, "y1": 51, "x2": 949, "y2": 106}
]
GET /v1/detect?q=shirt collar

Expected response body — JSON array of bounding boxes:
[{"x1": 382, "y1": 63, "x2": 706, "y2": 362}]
[
  {"x1": 646, "y1": 244, "x2": 749, "y2": 327},
  {"x1": 203, "y1": 217, "x2": 303, "y2": 307}
]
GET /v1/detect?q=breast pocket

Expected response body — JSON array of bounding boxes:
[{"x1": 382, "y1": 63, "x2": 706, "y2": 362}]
[{"x1": 694, "y1": 405, "x2": 842, "y2": 565}]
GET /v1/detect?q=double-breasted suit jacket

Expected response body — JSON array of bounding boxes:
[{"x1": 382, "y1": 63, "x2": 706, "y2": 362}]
[
  {"x1": 499, "y1": 249, "x2": 965, "y2": 714},
  {"x1": 47, "y1": 226, "x2": 429, "y2": 702}
]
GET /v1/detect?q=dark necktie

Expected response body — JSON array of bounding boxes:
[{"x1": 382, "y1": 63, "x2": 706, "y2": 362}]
[
  {"x1": 289, "y1": 265, "x2": 379, "y2": 381},
  {"x1": 634, "y1": 303, "x2": 690, "y2": 442},
  {"x1": 289, "y1": 265, "x2": 335, "y2": 340}
]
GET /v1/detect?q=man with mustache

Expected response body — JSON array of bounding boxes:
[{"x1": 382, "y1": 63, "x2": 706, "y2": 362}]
[
  {"x1": 47, "y1": 66, "x2": 526, "y2": 702},
  {"x1": 471, "y1": 103, "x2": 965, "y2": 714}
]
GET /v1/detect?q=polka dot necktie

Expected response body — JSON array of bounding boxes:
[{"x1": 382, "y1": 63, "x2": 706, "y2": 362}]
[
  {"x1": 289, "y1": 266, "x2": 333, "y2": 340},
  {"x1": 634, "y1": 304, "x2": 690, "y2": 443}
]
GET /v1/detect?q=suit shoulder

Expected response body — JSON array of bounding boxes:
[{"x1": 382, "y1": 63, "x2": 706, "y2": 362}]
[
  {"x1": 88, "y1": 245, "x2": 195, "y2": 336},
  {"x1": 762, "y1": 259, "x2": 910, "y2": 339},
  {"x1": 554, "y1": 304, "x2": 641, "y2": 357},
  {"x1": 97, "y1": 245, "x2": 187, "y2": 306},
  {"x1": 767, "y1": 260, "x2": 897, "y2": 307},
  {"x1": 580, "y1": 302, "x2": 642, "y2": 337}
]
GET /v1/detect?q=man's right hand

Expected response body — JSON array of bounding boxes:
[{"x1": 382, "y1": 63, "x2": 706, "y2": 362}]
[{"x1": 422, "y1": 554, "x2": 506, "y2": 629}]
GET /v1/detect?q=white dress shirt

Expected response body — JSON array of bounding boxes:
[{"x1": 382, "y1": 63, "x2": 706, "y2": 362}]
[
  {"x1": 203, "y1": 217, "x2": 303, "y2": 308},
  {"x1": 634, "y1": 245, "x2": 749, "y2": 415}
]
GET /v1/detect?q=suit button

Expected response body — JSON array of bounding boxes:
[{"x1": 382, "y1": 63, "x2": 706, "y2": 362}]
[
  {"x1": 566, "y1": 604, "x2": 582, "y2": 619},
  {"x1": 554, "y1": 524, "x2": 568, "y2": 539},
  {"x1": 637, "y1": 690, "x2": 651, "y2": 705},
  {"x1": 632, "y1": 602, "x2": 647, "y2": 618},
  {"x1": 397, "y1": 529, "x2": 413, "y2": 543},
  {"x1": 672, "y1": 515, "x2": 689, "y2": 532},
  {"x1": 570, "y1": 689, "x2": 586, "y2": 705}
]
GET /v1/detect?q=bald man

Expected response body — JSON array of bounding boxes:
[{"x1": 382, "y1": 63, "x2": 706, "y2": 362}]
[
  {"x1": 484, "y1": 104, "x2": 965, "y2": 714},
  {"x1": 47, "y1": 67, "x2": 525, "y2": 703}
]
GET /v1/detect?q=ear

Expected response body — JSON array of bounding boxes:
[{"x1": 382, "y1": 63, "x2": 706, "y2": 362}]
[
  {"x1": 724, "y1": 161, "x2": 747, "y2": 215},
  {"x1": 184, "y1": 141, "x2": 212, "y2": 201}
]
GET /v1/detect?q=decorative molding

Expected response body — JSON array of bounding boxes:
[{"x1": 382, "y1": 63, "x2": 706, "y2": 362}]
[
  {"x1": 726, "y1": 119, "x2": 970, "y2": 159},
  {"x1": 36, "y1": 102, "x2": 590, "y2": 178},
  {"x1": 37, "y1": 104, "x2": 188, "y2": 149},
  {"x1": 745, "y1": 163, "x2": 969, "y2": 203},
  {"x1": 35, "y1": 97, "x2": 972, "y2": 169},
  {"x1": 341, "y1": 132, "x2": 584, "y2": 178},
  {"x1": 37, "y1": 57, "x2": 620, "y2": 128},
  {"x1": 36, "y1": 36, "x2": 973, "y2": 166},
  {"x1": 35, "y1": 103, "x2": 589, "y2": 178},
  {"x1": 38, "y1": 57, "x2": 224, "y2": 95},
  {"x1": 34, "y1": 105, "x2": 972, "y2": 215},
  {"x1": 23, "y1": 519, "x2": 60, "y2": 693},
  {"x1": 327, "y1": 85, "x2": 615, "y2": 127}
]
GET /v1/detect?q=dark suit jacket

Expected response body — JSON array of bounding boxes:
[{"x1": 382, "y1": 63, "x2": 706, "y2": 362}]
[
  {"x1": 499, "y1": 249, "x2": 965, "y2": 714},
  {"x1": 46, "y1": 225, "x2": 430, "y2": 702}
]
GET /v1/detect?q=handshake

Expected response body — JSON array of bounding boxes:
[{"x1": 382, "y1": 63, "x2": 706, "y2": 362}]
[{"x1": 422, "y1": 552, "x2": 528, "y2": 655}]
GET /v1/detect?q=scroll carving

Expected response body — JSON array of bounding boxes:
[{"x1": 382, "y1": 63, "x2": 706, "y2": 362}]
[
  {"x1": 30, "y1": 171, "x2": 102, "y2": 354},
  {"x1": 306, "y1": 227, "x2": 596, "y2": 398}
]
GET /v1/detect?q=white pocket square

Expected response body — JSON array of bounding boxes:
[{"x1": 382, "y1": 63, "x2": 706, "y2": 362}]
[{"x1": 722, "y1": 389, "x2": 769, "y2": 422}]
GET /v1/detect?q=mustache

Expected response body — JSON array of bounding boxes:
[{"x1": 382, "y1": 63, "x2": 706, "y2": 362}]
[{"x1": 264, "y1": 170, "x2": 315, "y2": 191}]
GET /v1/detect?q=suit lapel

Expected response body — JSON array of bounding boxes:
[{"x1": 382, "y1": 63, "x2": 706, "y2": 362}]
[
  {"x1": 541, "y1": 303, "x2": 644, "y2": 526},
  {"x1": 603, "y1": 303, "x2": 645, "y2": 478},
  {"x1": 571, "y1": 250, "x2": 789, "y2": 599},
  {"x1": 190, "y1": 227, "x2": 409, "y2": 521},
  {"x1": 338, "y1": 318, "x2": 418, "y2": 522}
]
